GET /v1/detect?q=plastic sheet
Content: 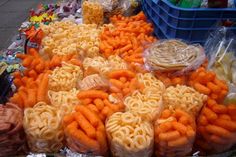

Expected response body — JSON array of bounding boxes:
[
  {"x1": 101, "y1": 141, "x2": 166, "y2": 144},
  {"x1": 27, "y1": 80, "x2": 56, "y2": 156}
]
[{"x1": 144, "y1": 40, "x2": 206, "y2": 75}]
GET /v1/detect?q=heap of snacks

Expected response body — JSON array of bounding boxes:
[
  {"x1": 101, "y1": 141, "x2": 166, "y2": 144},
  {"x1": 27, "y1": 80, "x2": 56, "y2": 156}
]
[{"x1": 2, "y1": 6, "x2": 236, "y2": 157}]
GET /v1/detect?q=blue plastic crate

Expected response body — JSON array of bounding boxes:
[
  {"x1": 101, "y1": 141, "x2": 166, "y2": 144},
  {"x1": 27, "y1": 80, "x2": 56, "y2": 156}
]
[{"x1": 142, "y1": 0, "x2": 236, "y2": 44}]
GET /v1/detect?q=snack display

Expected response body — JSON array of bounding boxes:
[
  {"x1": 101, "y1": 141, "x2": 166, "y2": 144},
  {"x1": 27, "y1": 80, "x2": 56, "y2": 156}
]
[
  {"x1": 23, "y1": 102, "x2": 64, "y2": 153},
  {"x1": 155, "y1": 109, "x2": 196, "y2": 157},
  {"x1": 2, "y1": 2, "x2": 236, "y2": 156},
  {"x1": 106, "y1": 112, "x2": 154, "y2": 157},
  {"x1": 0, "y1": 103, "x2": 27, "y2": 157},
  {"x1": 144, "y1": 40, "x2": 206, "y2": 74},
  {"x1": 163, "y1": 85, "x2": 207, "y2": 116}
]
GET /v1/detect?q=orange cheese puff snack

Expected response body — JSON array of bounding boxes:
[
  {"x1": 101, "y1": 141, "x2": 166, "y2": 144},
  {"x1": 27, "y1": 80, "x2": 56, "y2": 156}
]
[
  {"x1": 155, "y1": 109, "x2": 196, "y2": 157},
  {"x1": 196, "y1": 101, "x2": 236, "y2": 154},
  {"x1": 77, "y1": 90, "x2": 125, "y2": 121},
  {"x1": 188, "y1": 67, "x2": 228, "y2": 103},
  {"x1": 64, "y1": 105, "x2": 108, "y2": 156},
  {"x1": 155, "y1": 71, "x2": 187, "y2": 87},
  {"x1": 100, "y1": 12, "x2": 155, "y2": 64},
  {"x1": 108, "y1": 69, "x2": 142, "y2": 98}
]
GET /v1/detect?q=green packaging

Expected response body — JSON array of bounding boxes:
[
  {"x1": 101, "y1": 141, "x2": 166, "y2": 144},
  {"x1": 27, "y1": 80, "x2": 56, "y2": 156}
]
[{"x1": 178, "y1": 0, "x2": 202, "y2": 8}]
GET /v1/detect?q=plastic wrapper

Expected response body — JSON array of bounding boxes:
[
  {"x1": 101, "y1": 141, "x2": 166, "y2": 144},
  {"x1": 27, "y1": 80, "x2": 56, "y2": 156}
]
[
  {"x1": 123, "y1": 73, "x2": 165, "y2": 122},
  {"x1": 195, "y1": 100, "x2": 236, "y2": 154},
  {"x1": 106, "y1": 112, "x2": 154, "y2": 157},
  {"x1": 23, "y1": 102, "x2": 64, "y2": 153},
  {"x1": 206, "y1": 27, "x2": 236, "y2": 103},
  {"x1": 82, "y1": 1, "x2": 104, "y2": 25},
  {"x1": 154, "y1": 109, "x2": 196, "y2": 157},
  {"x1": 57, "y1": 0, "x2": 81, "y2": 18},
  {"x1": 78, "y1": 74, "x2": 109, "y2": 91},
  {"x1": 0, "y1": 103, "x2": 27, "y2": 157},
  {"x1": 63, "y1": 105, "x2": 108, "y2": 156},
  {"x1": 144, "y1": 39, "x2": 206, "y2": 76},
  {"x1": 206, "y1": 27, "x2": 236, "y2": 86}
]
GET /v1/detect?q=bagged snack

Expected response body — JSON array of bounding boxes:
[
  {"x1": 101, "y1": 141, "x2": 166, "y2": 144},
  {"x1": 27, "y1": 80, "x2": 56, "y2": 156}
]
[
  {"x1": 63, "y1": 105, "x2": 108, "y2": 156},
  {"x1": 23, "y1": 102, "x2": 64, "y2": 153},
  {"x1": 107, "y1": 69, "x2": 143, "y2": 99},
  {"x1": 154, "y1": 109, "x2": 196, "y2": 157},
  {"x1": 206, "y1": 27, "x2": 236, "y2": 87},
  {"x1": 0, "y1": 103, "x2": 27, "y2": 157},
  {"x1": 77, "y1": 89, "x2": 125, "y2": 122},
  {"x1": 82, "y1": 1, "x2": 104, "y2": 25},
  {"x1": 195, "y1": 99, "x2": 236, "y2": 154},
  {"x1": 106, "y1": 112, "x2": 154, "y2": 157},
  {"x1": 163, "y1": 85, "x2": 207, "y2": 117},
  {"x1": 144, "y1": 40, "x2": 206, "y2": 75},
  {"x1": 124, "y1": 73, "x2": 165, "y2": 121},
  {"x1": 48, "y1": 62, "x2": 83, "y2": 92},
  {"x1": 188, "y1": 67, "x2": 229, "y2": 103}
]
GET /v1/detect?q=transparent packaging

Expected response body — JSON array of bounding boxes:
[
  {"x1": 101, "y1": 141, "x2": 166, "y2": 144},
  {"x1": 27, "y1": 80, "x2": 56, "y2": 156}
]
[
  {"x1": 0, "y1": 103, "x2": 27, "y2": 157},
  {"x1": 154, "y1": 109, "x2": 196, "y2": 157},
  {"x1": 106, "y1": 112, "x2": 154, "y2": 157},
  {"x1": 144, "y1": 39, "x2": 206, "y2": 76}
]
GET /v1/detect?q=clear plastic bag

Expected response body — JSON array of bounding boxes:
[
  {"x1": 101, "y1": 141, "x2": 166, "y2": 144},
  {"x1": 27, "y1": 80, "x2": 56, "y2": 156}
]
[
  {"x1": 206, "y1": 27, "x2": 236, "y2": 86},
  {"x1": 144, "y1": 39, "x2": 206, "y2": 76},
  {"x1": 82, "y1": 1, "x2": 104, "y2": 25},
  {"x1": 196, "y1": 103, "x2": 236, "y2": 154},
  {"x1": 105, "y1": 112, "x2": 154, "y2": 157},
  {"x1": 0, "y1": 103, "x2": 27, "y2": 157},
  {"x1": 154, "y1": 109, "x2": 196, "y2": 157},
  {"x1": 77, "y1": 74, "x2": 109, "y2": 91}
]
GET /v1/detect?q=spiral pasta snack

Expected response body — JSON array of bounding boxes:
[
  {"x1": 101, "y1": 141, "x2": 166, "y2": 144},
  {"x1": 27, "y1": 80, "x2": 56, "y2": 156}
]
[
  {"x1": 106, "y1": 112, "x2": 154, "y2": 157},
  {"x1": 63, "y1": 105, "x2": 108, "y2": 155},
  {"x1": 23, "y1": 102, "x2": 64, "y2": 153},
  {"x1": 163, "y1": 85, "x2": 207, "y2": 116},
  {"x1": 0, "y1": 103, "x2": 27, "y2": 157},
  {"x1": 154, "y1": 109, "x2": 196, "y2": 157},
  {"x1": 49, "y1": 62, "x2": 83, "y2": 91}
]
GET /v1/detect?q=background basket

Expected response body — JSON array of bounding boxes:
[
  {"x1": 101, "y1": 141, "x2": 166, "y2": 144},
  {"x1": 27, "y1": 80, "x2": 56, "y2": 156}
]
[{"x1": 142, "y1": 0, "x2": 236, "y2": 44}]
